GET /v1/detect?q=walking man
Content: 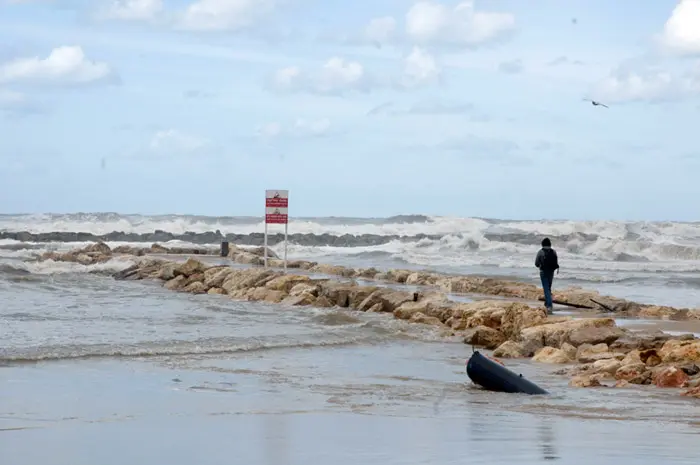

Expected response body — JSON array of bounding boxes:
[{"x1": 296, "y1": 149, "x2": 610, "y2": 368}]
[{"x1": 535, "y1": 237, "x2": 559, "y2": 314}]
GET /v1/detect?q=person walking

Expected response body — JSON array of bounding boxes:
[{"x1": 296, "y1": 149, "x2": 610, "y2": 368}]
[{"x1": 535, "y1": 237, "x2": 559, "y2": 314}]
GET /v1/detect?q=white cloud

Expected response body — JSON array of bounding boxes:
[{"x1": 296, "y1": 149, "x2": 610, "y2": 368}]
[
  {"x1": 405, "y1": 0, "x2": 515, "y2": 47},
  {"x1": 0, "y1": 46, "x2": 116, "y2": 86},
  {"x1": 591, "y1": 65, "x2": 700, "y2": 103},
  {"x1": 257, "y1": 118, "x2": 331, "y2": 138},
  {"x1": 150, "y1": 129, "x2": 209, "y2": 152},
  {"x1": 99, "y1": 0, "x2": 164, "y2": 21},
  {"x1": 498, "y1": 59, "x2": 523, "y2": 74},
  {"x1": 658, "y1": 0, "x2": 700, "y2": 55},
  {"x1": 401, "y1": 47, "x2": 441, "y2": 87},
  {"x1": 365, "y1": 16, "x2": 396, "y2": 46},
  {"x1": 177, "y1": 0, "x2": 276, "y2": 31},
  {"x1": 273, "y1": 57, "x2": 371, "y2": 94}
]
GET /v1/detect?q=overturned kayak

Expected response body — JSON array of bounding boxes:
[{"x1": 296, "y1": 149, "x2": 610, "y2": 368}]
[{"x1": 466, "y1": 351, "x2": 548, "y2": 395}]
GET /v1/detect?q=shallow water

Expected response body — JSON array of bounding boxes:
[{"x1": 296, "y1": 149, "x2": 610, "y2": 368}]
[{"x1": 3, "y1": 231, "x2": 700, "y2": 463}]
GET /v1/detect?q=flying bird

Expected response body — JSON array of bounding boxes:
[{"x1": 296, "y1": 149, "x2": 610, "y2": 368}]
[{"x1": 583, "y1": 98, "x2": 609, "y2": 108}]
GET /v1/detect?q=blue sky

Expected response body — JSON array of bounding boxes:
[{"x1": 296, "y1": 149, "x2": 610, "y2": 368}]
[{"x1": 1, "y1": 0, "x2": 700, "y2": 220}]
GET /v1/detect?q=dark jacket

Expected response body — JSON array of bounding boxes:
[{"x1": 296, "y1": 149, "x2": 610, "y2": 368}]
[{"x1": 535, "y1": 246, "x2": 559, "y2": 272}]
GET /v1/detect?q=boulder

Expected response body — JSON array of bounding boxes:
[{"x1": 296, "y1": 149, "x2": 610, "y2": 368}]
[
  {"x1": 164, "y1": 275, "x2": 187, "y2": 290},
  {"x1": 174, "y1": 258, "x2": 208, "y2": 277},
  {"x1": 203, "y1": 267, "x2": 233, "y2": 288},
  {"x1": 659, "y1": 340, "x2": 700, "y2": 364},
  {"x1": 409, "y1": 312, "x2": 445, "y2": 327},
  {"x1": 265, "y1": 274, "x2": 311, "y2": 293},
  {"x1": 576, "y1": 343, "x2": 610, "y2": 363},
  {"x1": 319, "y1": 282, "x2": 378, "y2": 308},
  {"x1": 463, "y1": 326, "x2": 506, "y2": 350},
  {"x1": 282, "y1": 293, "x2": 316, "y2": 306},
  {"x1": 569, "y1": 374, "x2": 606, "y2": 388},
  {"x1": 532, "y1": 347, "x2": 572, "y2": 364},
  {"x1": 653, "y1": 366, "x2": 690, "y2": 388},
  {"x1": 493, "y1": 340, "x2": 538, "y2": 358},
  {"x1": 500, "y1": 303, "x2": 547, "y2": 340},
  {"x1": 183, "y1": 281, "x2": 209, "y2": 294},
  {"x1": 519, "y1": 318, "x2": 617, "y2": 350},
  {"x1": 615, "y1": 363, "x2": 650, "y2": 384},
  {"x1": 357, "y1": 288, "x2": 417, "y2": 313},
  {"x1": 207, "y1": 287, "x2": 226, "y2": 295},
  {"x1": 567, "y1": 326, "x2": 626, "y2": 347},
  {"x1": 591, "y1": 358, "x2": 622, "y2": 376}
]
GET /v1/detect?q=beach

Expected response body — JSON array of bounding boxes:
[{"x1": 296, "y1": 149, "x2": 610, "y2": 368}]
[{"x1": 2, "y1": 213, "x2": 700, "y2": 464}]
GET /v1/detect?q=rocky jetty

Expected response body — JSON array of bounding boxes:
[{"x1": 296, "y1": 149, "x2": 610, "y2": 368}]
[
  {"x1": 36, "y1": 242, "x2": 700, "y2": 397},
  {"x1": 0, "y1": 230, "x2": 443, "y2": 247}
]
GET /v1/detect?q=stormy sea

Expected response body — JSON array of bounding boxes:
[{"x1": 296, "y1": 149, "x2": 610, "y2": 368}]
[{"x1": 2, "y1": 212, "x2": 699, "y2": 464}]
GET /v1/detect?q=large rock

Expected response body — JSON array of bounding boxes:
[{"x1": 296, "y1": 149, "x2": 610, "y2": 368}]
[
  {"x1": 221, "y1": 269, "x2": 278, "y2": 294},
  {"x1": 591, "y1": 358, "x2": 622, "y2": 376},
  {"x1": 532, "y1": 347, "x2": 571, "y2": 364},
  {"x1": 610, "y1": 330, "x2": 674, "y2": 351},
  {"x1": 653, "y1": 366, "x2": 690, "y2": 388},
  {"x1": 519, "y1": 318, "x2": 617, "y2": 350},
  {"x1": 203, "y1": 267, "x2": 233, "y2": 288},
  {"x1": 567, "y1": 326, "x2": 626, "y2": 347},
  {"x1": 183, "y1": 281, "x2": 209, "y2": 294},
  {"x1": 394, "y1": 294, "x2": 453, "y2": 322},
  {"x1": 409, "y1": 312, "x2": 445, "y2": 327},
  {"x1": 463, "y1": 326, "x2": 506, "y2": 350},
  {"x1": 319, "y1": 282, "x2": 378, "y2": 308},
  {"x1": 500, "y1": 303, "x2": 547, "y2": 340},
  {"x1": 569, "y1": 374, "x2": 606, "y2": 388},
  {"x1": 174, "y1": 258, "x2": 209, "y2": 277},
  {"x1": 164, "y1": 275, "x2": 187, "y2": 290},
  {"x1": 575, "y1": 343, "x2": 610, "y2": 363},
  {"x1": 493, "y1": 340, "x2": 539, "y2": 358},
  {"x1": 357, "y1": 288, "x2": 417, "y2": 313},
  {"x1": 265, "y1": 274, "x2": 311, "y2": 293},
  {"x1": 659, "y1": 340, "x2": 700, "y2": 364},
  {"x1": 614, "y1": 363, "x2": 649, "y2": 384}
]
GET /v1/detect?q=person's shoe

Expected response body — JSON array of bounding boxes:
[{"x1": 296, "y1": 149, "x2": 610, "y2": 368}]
[{"x1": 546, "y1": 306, "x2": 554, "y2": 315}]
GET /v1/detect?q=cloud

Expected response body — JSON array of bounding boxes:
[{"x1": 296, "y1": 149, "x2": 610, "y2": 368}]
[
  {"x1": 401, "y1": 47, "x2": 441, "y2": 87},
  {"x1": 176, "y1": 0, "x2": 277, "y2": 32},
  {"x1": 498, "y1": 59, "x2": 523, "y2": 74},
  {"x1": 591, "y1": 63, "x2": 700, "y2": 103},
  {"x1": 367, "y1": 100, "x2": 490, "y2": 122},
  {"x1": 405, "y1": 0, "x2": 516, "y2": 48},
  {"x1": 0, "y1": 89, "x2": 43, "y2": 117},
  {"x1": 0, "y1": 46, "x2": 118, "y2": 87},
  {"x1": 547, "y1": 56, "x2": 584, "y2": 67},
  {"x1": 272, "y1": 57, "x2": 372, "y2": 95},
  {"x1": 97, "y1": 0, "x2": 163, "y2": 21},
  {"x1": 364, "y1": 16, "x2": 396, "y2": 47},
  {"x1": 657, "y1": 0, "x2": 700, "y2": 55},
  {"x1": 149, "y1": 129, "x2": 209, "y2": 152},
  {"x1": 257, "y1": 118, "x2": 331, "y2": 139}
]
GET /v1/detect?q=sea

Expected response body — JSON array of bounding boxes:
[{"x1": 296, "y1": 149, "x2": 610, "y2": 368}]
[{"x1": 2, "y1": 213, "x2": 700, "y2": 464}]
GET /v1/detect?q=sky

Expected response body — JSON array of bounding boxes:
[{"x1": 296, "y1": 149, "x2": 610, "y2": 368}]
[{"x1": 1, "y1": 0, "x2": 700, "y2": 221}]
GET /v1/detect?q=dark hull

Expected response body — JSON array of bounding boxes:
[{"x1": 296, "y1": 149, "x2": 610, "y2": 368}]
[{"x1": 466, "y1": 351, "x2": 548, "y2": 395}]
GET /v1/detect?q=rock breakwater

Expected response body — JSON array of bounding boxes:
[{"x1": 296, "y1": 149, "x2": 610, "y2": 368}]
[
  {"x1": 33, "y1": 242, "x2": 700, "y2": 397},
  {"x1": 1, "y1": 230, "x2": 443, "y2": 247}
]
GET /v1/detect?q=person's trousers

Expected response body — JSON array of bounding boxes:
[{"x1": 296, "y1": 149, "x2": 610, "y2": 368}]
[{"x1": 540, "y1": 270, "x2": 555, "y2": 309}]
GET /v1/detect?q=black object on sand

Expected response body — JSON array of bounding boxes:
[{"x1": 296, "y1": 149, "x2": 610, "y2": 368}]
[{"x1": 466, "y1": 351, "x2": 548, "y2": 395}]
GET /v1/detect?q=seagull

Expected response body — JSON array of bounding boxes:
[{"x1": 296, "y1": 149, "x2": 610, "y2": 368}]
[{"x1": 583, "y1": 98, "x2": 609, "y2": 108}]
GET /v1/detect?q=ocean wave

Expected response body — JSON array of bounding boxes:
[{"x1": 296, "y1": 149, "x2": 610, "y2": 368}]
[
  {"x1": 0, "y1": 334, "x2": 383, "y2": 363},
  {"x1": 0, "y1": 256, "x2": 137, "y2": 276}
]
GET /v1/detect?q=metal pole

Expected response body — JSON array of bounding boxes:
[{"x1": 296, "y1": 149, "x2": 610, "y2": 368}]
[
  {"x1": 264, "y1": 221, "x2": 268, "y2": 269},
  {"x1": 283, "y1": 222, "x2": 288, "y2": 272}
]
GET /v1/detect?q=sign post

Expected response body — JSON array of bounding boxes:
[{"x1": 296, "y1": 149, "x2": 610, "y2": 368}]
[{"x1": 264, "y1": 189, "x2": 289, "y2": 271}]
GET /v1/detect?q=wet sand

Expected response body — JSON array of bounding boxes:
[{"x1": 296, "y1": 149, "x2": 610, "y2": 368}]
[{"x1": 2, "y1": 341, "x2": 700, "y2": 464}]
